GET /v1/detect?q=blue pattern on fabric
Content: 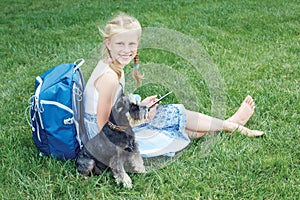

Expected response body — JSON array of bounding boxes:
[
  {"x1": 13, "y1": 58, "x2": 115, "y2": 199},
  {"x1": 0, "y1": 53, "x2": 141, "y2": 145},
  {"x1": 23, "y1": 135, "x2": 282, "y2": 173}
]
[
  {"x1": 141, "y1": 104, "x2": 190, "y2": 142},
  {"x1": 133, "y1": 104, "x2": 191, "y2": 157}
]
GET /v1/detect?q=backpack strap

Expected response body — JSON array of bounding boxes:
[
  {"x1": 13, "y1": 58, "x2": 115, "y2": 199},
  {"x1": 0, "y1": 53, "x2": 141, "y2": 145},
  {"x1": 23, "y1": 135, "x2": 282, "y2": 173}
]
[
  {"x1": 73, "y1": 59, "x2": 89, "y2": 146},
  {"x1": 78, "y1": 80, "x2": 89, "y2": 145},
  {"x1": 74, "y1": 58, "x2": 85, "y2": 71}
]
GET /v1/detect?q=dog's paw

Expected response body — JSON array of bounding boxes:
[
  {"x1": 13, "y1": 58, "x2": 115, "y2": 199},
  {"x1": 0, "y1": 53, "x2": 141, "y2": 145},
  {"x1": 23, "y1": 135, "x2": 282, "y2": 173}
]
[
  {"x1": 115, "y1": 173, "x2": 132, "y2": 189},
  {"x1": 76, "y1": 156, "x2": 95, "y2": 177},
  {"x1": 122, "y1": 173, "x2": 133, "y2": 189}
]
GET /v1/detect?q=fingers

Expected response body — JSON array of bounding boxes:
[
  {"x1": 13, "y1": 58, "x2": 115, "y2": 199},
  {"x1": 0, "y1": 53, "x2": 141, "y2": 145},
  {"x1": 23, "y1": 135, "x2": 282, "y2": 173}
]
[
  {"x1": 142, "y1": 95, "x2": 157, "y2": 102},
  {"x1": 148, "y1": 95, "x2": 158, "y2": 102},
  {"x1": 141, "y1": 95, "x2": 158, "y2": 106}
]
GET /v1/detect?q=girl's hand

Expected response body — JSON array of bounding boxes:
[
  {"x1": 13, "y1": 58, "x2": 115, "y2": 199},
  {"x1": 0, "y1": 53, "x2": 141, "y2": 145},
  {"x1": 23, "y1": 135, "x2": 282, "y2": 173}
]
[
  {"x1": 141, "y1": 95, "x2": 157, "y2": 107},
  {"x1": 141, "y1": 95, "x2": 159, "y2": 122}
]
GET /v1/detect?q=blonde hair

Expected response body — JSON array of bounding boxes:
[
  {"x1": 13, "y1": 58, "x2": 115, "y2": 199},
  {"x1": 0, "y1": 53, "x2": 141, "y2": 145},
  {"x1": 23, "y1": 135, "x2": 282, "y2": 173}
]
[{"x1": 99, "y1": 13, "x2": 143, "y2": 87}]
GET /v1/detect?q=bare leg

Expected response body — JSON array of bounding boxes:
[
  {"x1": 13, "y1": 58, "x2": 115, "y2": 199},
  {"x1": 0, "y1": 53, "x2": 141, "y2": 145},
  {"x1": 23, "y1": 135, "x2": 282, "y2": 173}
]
[
  {"x1": 185, "y1": 110, "x2": 225, "y2": 133},
  {"x1": 184, "y1": 100, "x2": 264, "y2": 138}
]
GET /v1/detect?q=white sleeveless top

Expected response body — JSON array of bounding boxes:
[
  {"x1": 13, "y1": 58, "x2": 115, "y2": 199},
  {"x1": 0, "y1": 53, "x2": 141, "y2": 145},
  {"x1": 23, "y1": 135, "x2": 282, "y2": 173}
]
[{"x1": 83, "y1": 60, "x2": 125, "y2": 115}]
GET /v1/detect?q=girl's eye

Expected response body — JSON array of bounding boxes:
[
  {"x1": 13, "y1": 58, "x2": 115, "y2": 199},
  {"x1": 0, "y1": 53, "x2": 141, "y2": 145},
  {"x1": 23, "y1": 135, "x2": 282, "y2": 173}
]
[
  {"x1": 114, "y1": 42, "x2": 137, "y2": 50},
  {"x1": 116, "y1": 42, "x2": 124, "y2": 46},
  {"x1": 129, "y1": 43, "x2": 137, "y2": 48}
]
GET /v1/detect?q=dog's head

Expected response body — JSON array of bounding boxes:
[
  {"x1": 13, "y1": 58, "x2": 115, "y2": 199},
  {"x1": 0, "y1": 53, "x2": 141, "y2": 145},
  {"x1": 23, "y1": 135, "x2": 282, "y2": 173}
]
[{"x1": 113, "y1": 94, "x2": 149, "y2": 126}]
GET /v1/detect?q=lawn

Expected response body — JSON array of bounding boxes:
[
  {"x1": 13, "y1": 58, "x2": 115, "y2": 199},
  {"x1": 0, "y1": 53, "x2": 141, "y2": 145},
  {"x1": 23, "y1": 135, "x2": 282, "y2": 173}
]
[{"x1": 0, "y1": 0, "x2": 299, "y2": 199}]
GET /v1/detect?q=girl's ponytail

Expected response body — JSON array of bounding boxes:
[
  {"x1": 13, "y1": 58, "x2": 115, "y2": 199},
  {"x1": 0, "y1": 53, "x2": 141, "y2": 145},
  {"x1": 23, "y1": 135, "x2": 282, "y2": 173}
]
[{"x1": 133, "y1": 51, "x2": 143, "y2": 87}]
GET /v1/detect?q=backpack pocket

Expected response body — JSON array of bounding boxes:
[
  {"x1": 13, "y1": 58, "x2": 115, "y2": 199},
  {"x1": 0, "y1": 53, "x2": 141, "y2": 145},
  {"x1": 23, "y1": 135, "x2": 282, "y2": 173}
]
[{"x1": 34, "y1": 100, "x2": 79, "y2": 159}]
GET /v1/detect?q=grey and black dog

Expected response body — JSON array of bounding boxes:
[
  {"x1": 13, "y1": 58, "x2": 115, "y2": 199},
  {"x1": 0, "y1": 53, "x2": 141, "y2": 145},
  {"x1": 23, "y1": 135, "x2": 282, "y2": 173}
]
[{"x1": 76, "y1": 94, "x2": 148, "y2": 188}]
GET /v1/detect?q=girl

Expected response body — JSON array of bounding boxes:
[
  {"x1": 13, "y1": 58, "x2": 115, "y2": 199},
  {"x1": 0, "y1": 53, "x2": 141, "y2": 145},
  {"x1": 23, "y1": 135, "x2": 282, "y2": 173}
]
[{"x1": 83, "y1": 13, "x2": 264, "y2": 158}]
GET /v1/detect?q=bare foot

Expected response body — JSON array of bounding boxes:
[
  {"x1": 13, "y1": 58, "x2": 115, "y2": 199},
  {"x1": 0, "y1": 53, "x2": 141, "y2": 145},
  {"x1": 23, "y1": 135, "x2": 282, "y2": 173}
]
[
  {"x1": 227, "y1": 95, "x2": 255, "y2": 126},
  {"x1": 236, "y1": 125, "x2": 264, "y2": 137}
]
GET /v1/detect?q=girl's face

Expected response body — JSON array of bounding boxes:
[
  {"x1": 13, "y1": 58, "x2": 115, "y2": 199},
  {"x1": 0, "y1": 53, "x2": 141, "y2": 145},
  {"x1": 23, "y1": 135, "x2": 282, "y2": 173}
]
[{"x1": 106, "y1": 30, "x2": 139, "y2": 67}]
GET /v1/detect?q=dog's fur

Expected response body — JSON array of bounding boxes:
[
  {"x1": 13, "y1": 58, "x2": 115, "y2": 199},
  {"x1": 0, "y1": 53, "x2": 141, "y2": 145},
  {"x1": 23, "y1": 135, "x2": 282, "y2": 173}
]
[{"x1": 76, "y1": 94, "x2": 148, "y2": 188}]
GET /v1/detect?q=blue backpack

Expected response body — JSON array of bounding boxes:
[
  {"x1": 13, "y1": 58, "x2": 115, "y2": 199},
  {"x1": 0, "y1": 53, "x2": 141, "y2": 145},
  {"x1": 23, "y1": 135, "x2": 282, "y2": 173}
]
[{"x1": 30, "y1": 59, "x2": 88, "y2": 160}]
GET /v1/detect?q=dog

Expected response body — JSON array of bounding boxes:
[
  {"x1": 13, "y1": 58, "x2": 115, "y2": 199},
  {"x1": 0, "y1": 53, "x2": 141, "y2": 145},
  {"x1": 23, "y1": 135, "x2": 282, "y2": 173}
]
[{"x1": 76, "y1": 94, "x2": 148, "y2": 188}]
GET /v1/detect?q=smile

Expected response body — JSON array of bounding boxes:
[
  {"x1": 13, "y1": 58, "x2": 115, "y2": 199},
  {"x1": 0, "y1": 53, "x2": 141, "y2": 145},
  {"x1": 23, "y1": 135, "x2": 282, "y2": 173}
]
[{"x1": 119, "y1": 54, "x2": 132, "y2": 60}]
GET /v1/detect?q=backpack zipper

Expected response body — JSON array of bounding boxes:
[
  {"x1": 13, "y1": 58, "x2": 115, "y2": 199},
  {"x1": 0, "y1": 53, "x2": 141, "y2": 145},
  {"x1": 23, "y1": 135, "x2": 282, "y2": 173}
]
[
  {"x1": 40, "y1": 100, "x2": 74, "y2": 126},
  {"x1": 40, "y1": 100, "x2": 74, "y2": 114}
]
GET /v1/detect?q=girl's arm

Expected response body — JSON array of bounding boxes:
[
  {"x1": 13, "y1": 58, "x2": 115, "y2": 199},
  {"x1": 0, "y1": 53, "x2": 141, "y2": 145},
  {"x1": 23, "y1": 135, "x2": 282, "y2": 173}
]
[{"x1": 94, "y1": 71, "x2": 119, "y2": 131}]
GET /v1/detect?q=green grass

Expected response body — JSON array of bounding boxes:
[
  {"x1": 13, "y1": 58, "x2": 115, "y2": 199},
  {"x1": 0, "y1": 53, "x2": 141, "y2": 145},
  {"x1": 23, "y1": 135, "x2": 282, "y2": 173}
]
[{"x1": 1, "y1": 0, "x2": 299, "y2": 199}]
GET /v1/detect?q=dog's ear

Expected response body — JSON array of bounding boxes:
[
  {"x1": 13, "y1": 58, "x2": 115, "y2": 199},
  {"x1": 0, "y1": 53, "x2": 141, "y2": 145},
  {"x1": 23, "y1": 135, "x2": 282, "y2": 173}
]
[{"x1": 128, "y1": 94, "x2": 141, "y2": 105}]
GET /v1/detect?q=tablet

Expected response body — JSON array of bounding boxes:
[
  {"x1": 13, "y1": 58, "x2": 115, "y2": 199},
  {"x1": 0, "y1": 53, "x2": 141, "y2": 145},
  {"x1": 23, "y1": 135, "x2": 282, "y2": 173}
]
[{"x1": 148, "y1": 91, "x2": 173, "y2": 109}]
